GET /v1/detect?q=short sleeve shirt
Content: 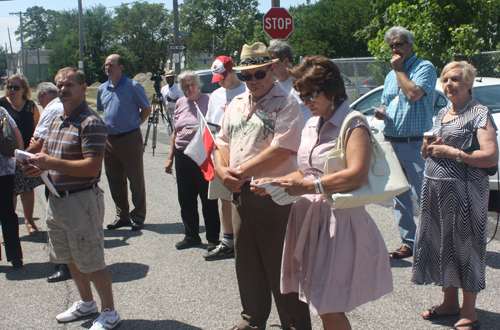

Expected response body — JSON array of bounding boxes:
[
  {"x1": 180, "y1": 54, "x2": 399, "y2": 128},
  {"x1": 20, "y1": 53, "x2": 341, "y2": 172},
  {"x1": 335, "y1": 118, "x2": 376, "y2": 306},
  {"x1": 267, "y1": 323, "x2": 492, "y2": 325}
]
[
  {"x1": 97, "y1": 74, "x2": 150, "y2": 135},
  {"x1": 216, "y1": 83, "x2": 303, "y2": 179},
  {"x1": 44, "y1": 102, "x2": 108, "y2": 191},
  {"x1": 173, "y1": 94, "x2": 210, "y2": 150},
  {"x1": 161, "y1": 83, "x2": 184, "y2": 111},
  {"x1": 380, "y1": 55, "x2": 437, "y2": 137},
  {"x1": 33, "y1": 98, "x2": 64, "y2": 139},
  {"x1": 206, "y1": 83, "x2": 247, "y2": 126}
]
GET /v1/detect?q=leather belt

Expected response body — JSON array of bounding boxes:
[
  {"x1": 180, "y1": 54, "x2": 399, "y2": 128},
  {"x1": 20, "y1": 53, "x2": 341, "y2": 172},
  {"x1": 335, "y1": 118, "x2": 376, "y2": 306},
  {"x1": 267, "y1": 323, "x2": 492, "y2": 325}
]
[
  {"x1": 56, "y1": 184, "x2": 98, "y2": 198},
  {"x1": 384, "y1": 135, "x2": 423, "y2": 143},
  {"x1": 108, "y1": 128, "x2": 140, "y2": 138}
]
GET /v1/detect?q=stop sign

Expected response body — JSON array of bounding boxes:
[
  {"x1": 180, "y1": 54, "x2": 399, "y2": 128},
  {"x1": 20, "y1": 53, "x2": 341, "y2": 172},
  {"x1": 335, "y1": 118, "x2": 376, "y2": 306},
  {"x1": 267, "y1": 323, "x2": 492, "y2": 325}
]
[{"x1": 263, "y1": 8, "x2": 294, "y2": 40}]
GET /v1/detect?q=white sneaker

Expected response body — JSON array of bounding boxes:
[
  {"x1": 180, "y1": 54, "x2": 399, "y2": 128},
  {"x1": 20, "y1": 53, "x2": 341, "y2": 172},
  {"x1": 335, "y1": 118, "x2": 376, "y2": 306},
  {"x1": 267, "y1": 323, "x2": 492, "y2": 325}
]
[
  {"x1": 56, "y1": 300, "x2": 98, "y2": 323},
  {"x1": 90, "y1": 308, "x2": 121, "y2": 330}
]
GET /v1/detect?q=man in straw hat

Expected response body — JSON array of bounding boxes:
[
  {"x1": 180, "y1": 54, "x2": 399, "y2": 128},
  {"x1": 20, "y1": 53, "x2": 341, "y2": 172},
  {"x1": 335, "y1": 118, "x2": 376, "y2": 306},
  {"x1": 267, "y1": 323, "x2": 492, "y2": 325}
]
[
  {"x1": 214, "y1": 42, "x2": 311, "y2": 330},
  {"x1": 161, "y1": 69, "x2": 184, "y2": 118}
]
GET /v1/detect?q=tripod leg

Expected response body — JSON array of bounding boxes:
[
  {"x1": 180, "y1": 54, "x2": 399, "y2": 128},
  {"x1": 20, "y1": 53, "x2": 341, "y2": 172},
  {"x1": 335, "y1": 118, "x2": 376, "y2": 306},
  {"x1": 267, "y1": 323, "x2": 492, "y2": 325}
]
[
  {"x1": 152, "y1": 121, "x2": 158, "y2": 156},
  {"x1": 143, "y1": 118, "x2": 152, "y2": 151}
]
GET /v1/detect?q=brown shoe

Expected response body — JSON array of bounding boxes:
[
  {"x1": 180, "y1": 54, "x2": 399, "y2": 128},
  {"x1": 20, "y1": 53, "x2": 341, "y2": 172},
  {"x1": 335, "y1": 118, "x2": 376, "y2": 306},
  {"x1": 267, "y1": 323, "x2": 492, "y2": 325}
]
[{"x1": 392, "y1": 245, "x2": 413, "y2": 259}]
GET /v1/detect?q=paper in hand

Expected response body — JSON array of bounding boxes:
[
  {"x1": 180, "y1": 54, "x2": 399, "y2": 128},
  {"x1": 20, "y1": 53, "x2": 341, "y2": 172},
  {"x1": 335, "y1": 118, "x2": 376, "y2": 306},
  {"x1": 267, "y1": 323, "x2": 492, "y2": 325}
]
[
  {"x1": 251, "y1": 177, "x2": 302, "y2": 206},
  {"x1": 15, "y1": 149, "x2": 60, "y2": 197}
]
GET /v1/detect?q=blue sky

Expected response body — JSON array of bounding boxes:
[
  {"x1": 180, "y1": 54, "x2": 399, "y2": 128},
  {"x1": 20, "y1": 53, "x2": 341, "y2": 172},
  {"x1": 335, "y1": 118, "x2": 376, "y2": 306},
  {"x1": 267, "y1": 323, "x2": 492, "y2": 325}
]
[{"x1": 0, "y1": 0, "x2": 308, "y2": 52}]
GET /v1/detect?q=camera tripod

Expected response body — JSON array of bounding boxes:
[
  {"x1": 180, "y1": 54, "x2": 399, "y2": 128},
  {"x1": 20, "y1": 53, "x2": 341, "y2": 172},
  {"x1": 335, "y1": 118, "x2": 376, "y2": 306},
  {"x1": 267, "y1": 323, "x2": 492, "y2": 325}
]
[{"x1": 143, "y1": 92, "x2": 173, "y2": 156}]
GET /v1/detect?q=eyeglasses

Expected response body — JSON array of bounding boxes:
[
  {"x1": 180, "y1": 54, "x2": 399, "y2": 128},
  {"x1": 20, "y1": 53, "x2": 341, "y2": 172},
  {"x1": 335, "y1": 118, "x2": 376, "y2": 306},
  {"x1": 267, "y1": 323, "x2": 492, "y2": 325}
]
[
  {"x1": 7, "y1": 85, "x2": 22, "y2": 91},
  {"x1": 241, "y1": 66, "x2": 271, "y2": 81},
  {"x1": 298, "y1": 89, "x2": 323, "y2": 102},
  {"x1": 388, "y1": 41, "x2": 407, "y2": 50}
]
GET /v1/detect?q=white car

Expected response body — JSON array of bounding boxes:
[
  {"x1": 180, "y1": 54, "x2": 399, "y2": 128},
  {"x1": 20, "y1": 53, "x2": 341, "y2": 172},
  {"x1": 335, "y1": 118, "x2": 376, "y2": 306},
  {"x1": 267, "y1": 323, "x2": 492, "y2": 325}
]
[{"x1": 350, "y1": 77, "x2": 500, "y2": 190}]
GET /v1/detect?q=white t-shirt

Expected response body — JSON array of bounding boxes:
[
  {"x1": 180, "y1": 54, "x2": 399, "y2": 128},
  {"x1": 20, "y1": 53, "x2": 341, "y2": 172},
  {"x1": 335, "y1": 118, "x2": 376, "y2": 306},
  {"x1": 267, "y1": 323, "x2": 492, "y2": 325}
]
[
  {"x1": 161, "y1": 83, "x2": 184, "y2": 111},
  {"x1": 206, "y1": 83, "x2": 247, "y2": 126},
  {"x1": 33, "y1": 98, "x2": 64, "y2": 139},
  {"x1": 277, "y1": 76, "x2": 312, "y2": 125}
]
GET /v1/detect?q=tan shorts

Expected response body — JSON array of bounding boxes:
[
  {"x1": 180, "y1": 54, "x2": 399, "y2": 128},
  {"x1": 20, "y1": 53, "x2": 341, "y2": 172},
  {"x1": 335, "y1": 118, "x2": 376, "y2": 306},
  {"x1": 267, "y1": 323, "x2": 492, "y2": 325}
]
[
  {"x1": 46, "y1": 187, "x2": 106, "y2": 274},
  {"x1": 208, "y1": 175, "x2": 232, "y2": 201}
]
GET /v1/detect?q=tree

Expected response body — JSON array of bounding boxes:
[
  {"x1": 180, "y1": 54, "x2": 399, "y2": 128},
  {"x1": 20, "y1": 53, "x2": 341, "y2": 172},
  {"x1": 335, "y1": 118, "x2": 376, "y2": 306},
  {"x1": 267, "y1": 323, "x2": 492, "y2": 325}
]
[
  {"x1": 358, "y1": 0, "x2": 500, "y2": 71},
  {"x1": 15, "y1": 6, "x2": 57, "y2": 50},
  {"x1": 180, "y1": 0, "x2": 264, "y2": 64},
  {"x1": 0, "y1": 45, "x2": 7, "y2": 78},
  {"x1": 113, "y1": 2, "x2": 172, "y2": 73},
  {"x1": 287, "y1": 0, "x2": 374, "y2": 60}
]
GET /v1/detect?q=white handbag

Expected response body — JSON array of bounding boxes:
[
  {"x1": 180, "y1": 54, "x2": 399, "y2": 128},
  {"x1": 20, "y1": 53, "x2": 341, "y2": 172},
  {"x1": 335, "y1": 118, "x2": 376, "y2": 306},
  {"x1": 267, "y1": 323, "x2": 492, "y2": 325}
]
[{"x1": 324, "y1": 111, "x2": 410, "y2": 209}]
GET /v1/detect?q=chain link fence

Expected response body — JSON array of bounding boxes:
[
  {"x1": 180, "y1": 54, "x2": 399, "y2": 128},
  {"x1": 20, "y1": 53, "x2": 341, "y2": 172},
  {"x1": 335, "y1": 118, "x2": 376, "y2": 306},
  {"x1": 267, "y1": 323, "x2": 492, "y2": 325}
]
[{"x1": 454, "y1": 51, "x2": 500, "y2": 78}]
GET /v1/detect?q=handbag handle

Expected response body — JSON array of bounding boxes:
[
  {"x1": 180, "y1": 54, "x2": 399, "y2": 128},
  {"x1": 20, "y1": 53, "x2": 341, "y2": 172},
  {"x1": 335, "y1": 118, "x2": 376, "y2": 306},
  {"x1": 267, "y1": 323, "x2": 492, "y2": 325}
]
[{"x1": 336, "y1": 112, "x2": 384, "y2": 157}]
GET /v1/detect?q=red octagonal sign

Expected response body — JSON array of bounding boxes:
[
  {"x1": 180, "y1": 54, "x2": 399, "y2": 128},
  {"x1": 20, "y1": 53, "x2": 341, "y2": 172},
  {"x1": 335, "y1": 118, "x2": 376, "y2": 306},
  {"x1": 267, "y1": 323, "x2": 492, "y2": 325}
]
[{"x1": 263, "y1": 7, "x2": 294, "y2": 40}]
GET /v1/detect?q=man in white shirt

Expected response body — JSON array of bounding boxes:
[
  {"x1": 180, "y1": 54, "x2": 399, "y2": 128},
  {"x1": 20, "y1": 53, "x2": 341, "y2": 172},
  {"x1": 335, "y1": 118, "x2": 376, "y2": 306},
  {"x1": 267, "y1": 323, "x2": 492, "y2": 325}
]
[
  {"x1": 161, "y1": 70, "x2": 184, "y2": 118},
  {"x1": 268, "y1": 41, "x2": 312, "y2": 124},
  {"x1": 204, "y1": 56, "x2": 246, "y2": 261}
]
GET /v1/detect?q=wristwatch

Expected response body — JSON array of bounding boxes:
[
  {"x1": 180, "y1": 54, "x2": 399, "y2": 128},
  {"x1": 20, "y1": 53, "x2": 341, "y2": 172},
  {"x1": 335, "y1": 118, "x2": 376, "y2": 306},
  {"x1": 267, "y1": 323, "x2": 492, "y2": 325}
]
[{"x1": 456, "y1": 150, "x2": 463, "y2": 162}]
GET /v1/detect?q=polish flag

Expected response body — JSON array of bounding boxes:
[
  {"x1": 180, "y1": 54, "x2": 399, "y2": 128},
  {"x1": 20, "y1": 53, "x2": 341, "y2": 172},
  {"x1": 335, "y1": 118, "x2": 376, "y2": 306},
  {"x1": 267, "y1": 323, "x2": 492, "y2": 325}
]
[{"x1": 184, "y1": 104, "x2": 216, "y2": 181}]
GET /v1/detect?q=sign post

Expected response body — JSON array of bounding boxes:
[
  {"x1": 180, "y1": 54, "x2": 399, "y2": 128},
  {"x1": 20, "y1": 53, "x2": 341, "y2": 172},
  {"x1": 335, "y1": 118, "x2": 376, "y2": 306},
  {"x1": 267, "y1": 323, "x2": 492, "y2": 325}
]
[{"x1": 263, "y1": 7, "x2": 294, "y2": 40}]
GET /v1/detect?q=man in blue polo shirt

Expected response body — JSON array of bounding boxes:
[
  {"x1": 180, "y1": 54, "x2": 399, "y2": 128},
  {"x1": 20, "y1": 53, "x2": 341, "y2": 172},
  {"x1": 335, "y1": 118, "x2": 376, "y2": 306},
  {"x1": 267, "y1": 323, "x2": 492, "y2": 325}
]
[
  {"x1": 97, "y1": 54, "x2": 151, "y2": 231},
  {"x1": 375, "y1": 26, "x2": 437, "y2": 259}
]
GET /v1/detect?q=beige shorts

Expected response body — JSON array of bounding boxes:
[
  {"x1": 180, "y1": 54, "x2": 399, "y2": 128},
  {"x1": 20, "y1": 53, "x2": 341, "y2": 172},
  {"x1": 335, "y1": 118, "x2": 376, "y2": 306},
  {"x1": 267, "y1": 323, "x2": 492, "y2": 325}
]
[
  {"x1": 46, "y1": 187, "x2": 106, "y2": 274},
  {"x1": 208, "y1": 175, "x2": 232, "y2": 201}
]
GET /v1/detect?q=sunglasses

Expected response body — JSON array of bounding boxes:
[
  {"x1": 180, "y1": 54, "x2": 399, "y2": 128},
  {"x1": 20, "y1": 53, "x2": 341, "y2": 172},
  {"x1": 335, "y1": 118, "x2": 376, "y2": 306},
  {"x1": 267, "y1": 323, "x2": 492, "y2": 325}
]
[
  {"x1": 241, "y1": 66, "x2": 271, "y2": 81},
  {"x1": 388, "y1": 41, "x2": 407, "y2": 50},
  {"x1": 298, "y1": 89, "x2": 323, "y2": 102},
  {"x1": 7, "y1": 85, "x2": 22, "y2": 91}
]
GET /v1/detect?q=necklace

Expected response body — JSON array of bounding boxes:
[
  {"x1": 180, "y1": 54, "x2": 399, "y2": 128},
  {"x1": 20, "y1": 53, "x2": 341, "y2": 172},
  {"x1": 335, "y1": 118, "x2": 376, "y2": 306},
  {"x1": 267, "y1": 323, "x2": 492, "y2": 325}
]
[{"x1": 449, "y1": 98, "x2": 474, "y2": 115}]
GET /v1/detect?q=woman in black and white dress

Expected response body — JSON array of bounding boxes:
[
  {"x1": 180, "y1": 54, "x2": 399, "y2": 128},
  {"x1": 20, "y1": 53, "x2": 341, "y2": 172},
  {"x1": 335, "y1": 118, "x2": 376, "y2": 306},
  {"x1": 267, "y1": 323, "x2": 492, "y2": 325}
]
[{"x1": 412, "y1": 61, "x2": 498, "y2": 330}]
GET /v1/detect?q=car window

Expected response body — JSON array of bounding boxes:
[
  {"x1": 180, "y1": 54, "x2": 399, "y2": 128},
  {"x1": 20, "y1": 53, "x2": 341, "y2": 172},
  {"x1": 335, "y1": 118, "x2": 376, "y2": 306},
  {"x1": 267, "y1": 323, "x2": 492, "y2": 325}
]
[
  {"x1": 473, "y1": 85, "x2": 500, "y2": 114},
  {"x1": 434, "y1": 93, "x2": 448, "y2": 116},
  {"x1": 351, "y1": 91, "x2": 382, "y2": 115}
]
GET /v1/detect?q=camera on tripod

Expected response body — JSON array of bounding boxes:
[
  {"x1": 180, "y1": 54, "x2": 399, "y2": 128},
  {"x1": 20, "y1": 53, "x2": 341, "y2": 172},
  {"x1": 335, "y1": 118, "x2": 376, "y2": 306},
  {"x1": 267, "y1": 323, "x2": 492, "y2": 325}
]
[{"x1": 150, "y1": 67, "x2": 165, "y2": 95}]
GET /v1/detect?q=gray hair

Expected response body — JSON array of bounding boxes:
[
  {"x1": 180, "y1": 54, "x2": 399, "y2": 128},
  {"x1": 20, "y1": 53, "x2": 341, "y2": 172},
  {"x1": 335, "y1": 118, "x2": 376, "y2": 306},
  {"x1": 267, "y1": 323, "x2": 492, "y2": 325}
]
[
  {"x1": 36, "y1": 82, "x2": 58, "y2": 96},
  {"x1": 267, "y1": 41, "x2": 293, "y2": 62},
  {"x1": 177, "y1": 70, "x2": 202, "y2": 93},
  {"x1": 385, "y1": 26, "x2": 415, "y2": 47}
]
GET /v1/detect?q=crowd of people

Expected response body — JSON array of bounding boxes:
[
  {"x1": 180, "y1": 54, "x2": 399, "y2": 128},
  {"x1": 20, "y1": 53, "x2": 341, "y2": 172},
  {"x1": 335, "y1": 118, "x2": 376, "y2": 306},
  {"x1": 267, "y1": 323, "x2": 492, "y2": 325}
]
[{"x1": 0, "y1": 25, "x2": 498, "y2": 330}]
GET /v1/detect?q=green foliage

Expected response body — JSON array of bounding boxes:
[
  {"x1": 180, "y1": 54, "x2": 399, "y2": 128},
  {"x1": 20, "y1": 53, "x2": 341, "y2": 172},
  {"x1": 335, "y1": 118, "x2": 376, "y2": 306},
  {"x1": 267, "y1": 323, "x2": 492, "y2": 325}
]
[
  {"x1": 0, "y1": 45, "x2": 7, "y2": 78},
  {"x1": 287, "y1": 0, "x2": 374, "y2": 60},
  {"x1": 180, "y1": 0, "x2": 263, "y2": 62},
  {"x1": 15, "y1": 6, "x2": 57, "y2": 50},
  {"x1": 358, "y1": 0, "x2": 500, "y2": 72}
]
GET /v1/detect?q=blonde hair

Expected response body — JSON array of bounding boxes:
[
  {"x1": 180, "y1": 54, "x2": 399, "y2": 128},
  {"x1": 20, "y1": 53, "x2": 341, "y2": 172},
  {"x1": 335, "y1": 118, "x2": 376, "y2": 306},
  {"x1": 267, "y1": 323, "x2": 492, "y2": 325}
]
[
  {"x1": 5, "y1": 74, "x2": 31, "y2": 100},
  {"x1": 441, "y1": 61, "x2": 476, "y2": 96}
]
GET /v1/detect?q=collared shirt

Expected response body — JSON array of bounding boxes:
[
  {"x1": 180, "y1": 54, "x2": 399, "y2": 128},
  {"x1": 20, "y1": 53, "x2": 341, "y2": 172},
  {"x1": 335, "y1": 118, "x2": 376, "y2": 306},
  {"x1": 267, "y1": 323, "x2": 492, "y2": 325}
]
[
  {"x1": 217, "y1": 83, "x2": 303, "y2": 179},
  {"x1": 44, "y1": 101, "x2": 107, "y2": 191},
  {"x1": 161, "y1": 83, "x2": 184, "y2": 111},
  {"x1": 173, "y1": 94, "x2": 210, "y2": 150},
  {"x1": 97, "y1": 74, "x2": 150, "y2": 135},
  {"x1": 380, "y1": 55, "x2": 437, "y2": 137},
  {"x1": 33, "y1": 98, "x2": 64, "y2": 139}
]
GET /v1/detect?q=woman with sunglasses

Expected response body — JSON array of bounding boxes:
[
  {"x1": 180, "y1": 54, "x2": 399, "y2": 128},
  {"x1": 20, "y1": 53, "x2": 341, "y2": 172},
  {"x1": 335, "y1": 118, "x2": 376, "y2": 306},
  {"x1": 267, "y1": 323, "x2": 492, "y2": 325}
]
[
  {"x1": 0, "y1": 74, "x2": 42, "y2": 236},
  {"x1": 253, "y1": 56, "x2": 393, "y2": 330}
]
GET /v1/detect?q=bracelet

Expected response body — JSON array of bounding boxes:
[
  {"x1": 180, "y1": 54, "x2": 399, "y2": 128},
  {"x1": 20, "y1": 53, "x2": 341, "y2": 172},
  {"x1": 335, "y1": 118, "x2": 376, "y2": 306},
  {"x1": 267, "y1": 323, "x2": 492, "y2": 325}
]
[
  {"x1": 237, "y1": 165, "x2": 241, "y2": 172},
  {"x1": 313, "y1": 178, "x2": 320, "y2": 194},
  {"x1": 317, "y1": 177, "x2": 324, "y2": 194}
]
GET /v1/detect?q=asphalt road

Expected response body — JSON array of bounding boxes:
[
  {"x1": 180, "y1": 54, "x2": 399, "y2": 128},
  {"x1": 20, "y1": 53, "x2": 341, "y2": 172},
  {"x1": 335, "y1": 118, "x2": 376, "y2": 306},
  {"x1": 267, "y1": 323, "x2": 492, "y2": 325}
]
[{"x1": 1, "y1": 121, "x2": 499, "y2": 330}]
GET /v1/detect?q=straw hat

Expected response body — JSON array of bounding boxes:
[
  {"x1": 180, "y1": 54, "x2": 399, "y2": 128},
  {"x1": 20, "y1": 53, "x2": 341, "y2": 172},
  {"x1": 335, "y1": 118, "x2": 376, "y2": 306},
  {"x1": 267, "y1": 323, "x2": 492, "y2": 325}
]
[
  {"x1": 164, "y1": 70, "x2": 176, "y2": 77},
  {"x1": 233, "y1": 42, "x2": 279, "y2": 70}
]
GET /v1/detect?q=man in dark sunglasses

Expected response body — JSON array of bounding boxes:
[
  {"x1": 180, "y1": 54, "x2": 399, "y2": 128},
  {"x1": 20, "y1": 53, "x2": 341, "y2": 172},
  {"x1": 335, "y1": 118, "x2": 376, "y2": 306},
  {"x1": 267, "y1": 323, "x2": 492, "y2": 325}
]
[
  {"x1": 376, "y1": 26, "x2": 437, "y2": 260},
  {"x1": 213, "y1": 42, "x2": 311, "y2": 330}
]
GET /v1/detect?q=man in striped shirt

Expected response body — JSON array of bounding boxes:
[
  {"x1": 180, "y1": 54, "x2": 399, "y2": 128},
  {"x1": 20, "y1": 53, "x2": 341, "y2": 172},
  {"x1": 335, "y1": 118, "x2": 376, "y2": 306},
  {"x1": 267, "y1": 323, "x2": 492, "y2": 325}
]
[{"x1": 22, "y1": 67, "x2": 121, "y2": 330}]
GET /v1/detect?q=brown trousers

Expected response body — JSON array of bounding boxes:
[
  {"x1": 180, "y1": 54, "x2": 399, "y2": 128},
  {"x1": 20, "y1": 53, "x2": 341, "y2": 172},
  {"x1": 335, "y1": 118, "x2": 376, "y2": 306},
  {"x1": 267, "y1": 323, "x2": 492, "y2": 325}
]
[{"x1": 233, "y1": 185, "x2": 311, "y2": 330}]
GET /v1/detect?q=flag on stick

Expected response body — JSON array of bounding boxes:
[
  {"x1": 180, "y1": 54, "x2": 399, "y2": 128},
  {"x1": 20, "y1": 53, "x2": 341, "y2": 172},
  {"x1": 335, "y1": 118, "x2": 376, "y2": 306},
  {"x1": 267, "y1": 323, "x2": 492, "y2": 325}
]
[{"x1": 184, "y1": 102, "x2": 216, "y2": 181}]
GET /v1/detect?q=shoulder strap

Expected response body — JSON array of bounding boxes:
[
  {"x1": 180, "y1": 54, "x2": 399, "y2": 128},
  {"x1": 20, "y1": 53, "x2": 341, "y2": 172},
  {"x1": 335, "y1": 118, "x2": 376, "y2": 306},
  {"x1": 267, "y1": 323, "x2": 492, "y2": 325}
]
[{"x1": 336, "y1": 111, "x2": 374, "y2": 152}]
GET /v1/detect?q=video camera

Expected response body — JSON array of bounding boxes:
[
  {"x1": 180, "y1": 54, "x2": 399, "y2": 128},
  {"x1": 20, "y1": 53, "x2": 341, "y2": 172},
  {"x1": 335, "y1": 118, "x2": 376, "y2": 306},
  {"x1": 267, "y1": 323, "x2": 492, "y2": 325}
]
[{"x1": 150, "y1": 67, "x2": 165, "y2": 95}]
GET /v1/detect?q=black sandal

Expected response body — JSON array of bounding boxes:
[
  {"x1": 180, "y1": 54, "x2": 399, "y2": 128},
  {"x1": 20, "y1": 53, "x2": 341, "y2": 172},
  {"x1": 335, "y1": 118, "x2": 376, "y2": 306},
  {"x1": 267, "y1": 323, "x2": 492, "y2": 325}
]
[
  {"x1": 423, "y1": 306, "x2": 460, "y2": 320},
  {"x1": 452, "y1": 321, "x2": 480, "y2": 330}
]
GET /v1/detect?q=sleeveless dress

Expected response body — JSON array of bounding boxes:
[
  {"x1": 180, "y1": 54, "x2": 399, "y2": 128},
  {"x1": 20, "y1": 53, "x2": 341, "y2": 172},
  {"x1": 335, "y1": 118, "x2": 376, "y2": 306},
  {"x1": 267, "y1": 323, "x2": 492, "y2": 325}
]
[
  {"x1": 0, "y1": 97, "x2": 43, "y2": 195},
  {"x1": 411, "y1": 100, "x2": 496, "y2": 293},
  {"x1": 280, "y1": 101, "x2": 393, "y2": 315}
]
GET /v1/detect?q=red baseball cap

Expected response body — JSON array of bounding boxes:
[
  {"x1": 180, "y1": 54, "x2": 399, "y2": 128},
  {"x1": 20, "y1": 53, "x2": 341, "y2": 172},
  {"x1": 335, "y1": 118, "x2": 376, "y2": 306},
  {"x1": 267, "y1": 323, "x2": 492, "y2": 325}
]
[{"x1": 211, "y1": 56, "x2": 234, "y2": 83}]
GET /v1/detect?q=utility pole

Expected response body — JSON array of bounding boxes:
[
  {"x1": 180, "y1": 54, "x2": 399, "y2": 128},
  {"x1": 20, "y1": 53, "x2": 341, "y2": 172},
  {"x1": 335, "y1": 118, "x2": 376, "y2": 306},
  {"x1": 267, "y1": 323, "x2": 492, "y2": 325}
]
[
  {"x1": 78, "y1": 0, "x2": 84, "y2": 73},
  {"x1": 173, "y1": 0, "x2": 180, "y2": 74},
  {"x1": 9, "y1": 11, "x2": 27, "y2": 75},
  {"x1": 272, "y1": 0, "x2": 280, "y2": 7}
]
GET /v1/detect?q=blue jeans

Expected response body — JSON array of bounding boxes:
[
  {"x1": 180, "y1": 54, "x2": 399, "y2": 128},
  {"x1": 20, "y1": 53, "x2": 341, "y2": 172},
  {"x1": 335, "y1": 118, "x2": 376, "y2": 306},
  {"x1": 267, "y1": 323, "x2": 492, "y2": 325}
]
[{"x1": 389, "y1": 140, "x2": 425, "y2": 250}]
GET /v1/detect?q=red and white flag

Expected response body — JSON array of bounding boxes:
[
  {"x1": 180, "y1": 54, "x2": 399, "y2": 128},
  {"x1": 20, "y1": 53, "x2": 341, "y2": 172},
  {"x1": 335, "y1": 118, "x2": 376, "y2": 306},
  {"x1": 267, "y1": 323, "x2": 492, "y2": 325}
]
[{"x1": 184, "y1": 104, "x2": 216, "y2": 181}]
